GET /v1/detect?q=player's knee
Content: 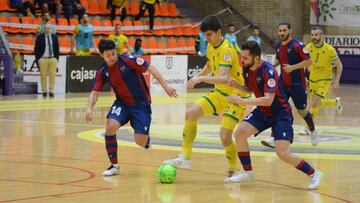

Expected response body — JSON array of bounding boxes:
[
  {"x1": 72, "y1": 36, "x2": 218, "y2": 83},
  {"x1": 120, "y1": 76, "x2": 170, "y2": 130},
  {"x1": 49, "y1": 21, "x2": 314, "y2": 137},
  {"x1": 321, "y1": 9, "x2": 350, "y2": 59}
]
[
  {"x1": 276, "y1": 150, "x2": 291, "y2": 163},
  {"x1": 105, "y1": 124, "x2": 118, "y2": 135},
  {"x1": 220, "y1": 130, "x2": 232, "y2": 146},
  {"x1": 297, "y1": 109, "x2": 308, "y2": 117},
  {"x1": 134, "y1": 135, "x2": 148, "y2": 147},
  {"x1": 185, "y1": 105, "x2": 202, "y2": 120},
  {"x1": 234, "y1": 127, "x2": 248, "y2": 141}
]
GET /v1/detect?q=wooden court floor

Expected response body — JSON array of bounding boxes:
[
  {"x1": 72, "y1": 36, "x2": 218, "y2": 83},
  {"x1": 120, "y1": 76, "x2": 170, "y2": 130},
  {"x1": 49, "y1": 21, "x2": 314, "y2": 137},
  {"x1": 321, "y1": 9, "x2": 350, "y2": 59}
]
[{"x1": 0, "y1": 85, "x2": 359, "y2": 203}]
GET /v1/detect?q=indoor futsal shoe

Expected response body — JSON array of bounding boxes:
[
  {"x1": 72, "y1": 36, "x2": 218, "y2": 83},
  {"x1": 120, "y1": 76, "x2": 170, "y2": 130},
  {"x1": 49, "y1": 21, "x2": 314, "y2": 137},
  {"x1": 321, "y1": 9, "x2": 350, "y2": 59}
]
[
  {"x1": 260, "y1": 137, "x2": 275, "y2": 148},
  {"x1": 102, "y1": 164, "x2": 120, "y2": 176},
  {"x1": 163, "y1": 154, "x2": 192, "y2": 169},
  {"x1": 308, "y1": 169, "x2": 324, "y2": 190},
  {"x1": 224, "y1": 171, "x2": 255, "y2": 183}
]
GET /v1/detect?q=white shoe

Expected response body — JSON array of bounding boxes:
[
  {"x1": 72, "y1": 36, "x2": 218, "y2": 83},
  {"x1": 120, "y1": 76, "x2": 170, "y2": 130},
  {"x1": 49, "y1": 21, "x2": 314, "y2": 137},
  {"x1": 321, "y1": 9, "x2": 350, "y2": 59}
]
[
  {"x1": 224, "y1": 169, "x2": 239, "y2": 182},
  {"x1": 308, "y1": 169, "x2": 324, "y2": 190},
  {"x1": 335, "y1": 97, "x2": 343, "y2": 114},
  {"x1": 260, "y1": 137, "x2": 275, "y2": 148},
  {"x1": 310, "y1": 129, "x2": 318, "y2": 146},
  {"x1": 163, "y1": 154, "x2": 192, "y2": 169},
  {"x1": 102, "y1": 164, "x2": 120, "y2": 176},
  {"x1": 224, "y1": 171, "x2": 255, "y2": 183},
  {"x1": 299, "y1": 127, "x2": 310, "y2": 135}
]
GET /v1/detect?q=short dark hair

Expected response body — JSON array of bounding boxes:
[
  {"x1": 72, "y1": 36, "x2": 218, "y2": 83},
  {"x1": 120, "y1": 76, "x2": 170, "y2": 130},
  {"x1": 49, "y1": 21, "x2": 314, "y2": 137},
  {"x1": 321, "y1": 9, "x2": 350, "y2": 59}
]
[
  {"x1": 98, "y1": 39, "x2": 116, "y2": 54},
  {"x1": 251, "y1": 25, "x2": 259, "y2": 30},
  {"x1": 277, "y1": 22, "x2": 291, "y2": 29},
  {"x1": 311, "y1": 26, "x2": 323, "y2": 34},
  {"x1": 115, "y1": 24, "x2": 121, "y2": 28},
  {"x1": 200, "y1": 15, "x2": 222, "y2": 32},
  {"x1": 228, "y1": 24, "x2": 235, "y2": 27},
  {"x1": 241, "y1": 41, "x2": 261, "y2": 57}
]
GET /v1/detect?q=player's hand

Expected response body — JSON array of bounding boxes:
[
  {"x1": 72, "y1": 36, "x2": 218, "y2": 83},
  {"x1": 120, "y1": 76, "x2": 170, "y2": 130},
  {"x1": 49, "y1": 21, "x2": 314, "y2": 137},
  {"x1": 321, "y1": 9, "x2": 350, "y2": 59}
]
[
  {"x1": 165, "y1": 86, "x2": 177, "y2": 98},
  {"x1": 283, "y1": 64, "x2": 294, "y2": 73},
  {"x1": 85, "y1": 109, "x2": 94, "y2": 122},
  {"x1": 227, "y1": 95, "x2": 245, "y2": 105},
  {"x1": 187, "y1": 77, "x2": 202, "y2": 89}
]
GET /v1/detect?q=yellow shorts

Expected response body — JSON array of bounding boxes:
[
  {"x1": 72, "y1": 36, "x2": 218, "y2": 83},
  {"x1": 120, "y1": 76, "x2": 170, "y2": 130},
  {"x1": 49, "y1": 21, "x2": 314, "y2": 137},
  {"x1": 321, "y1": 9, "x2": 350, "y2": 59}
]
[
  {"x1": 195, "y1": 89, "x2": 247, "y2": 130},
  {"x1": 310, "y1": 80, "x2": 332, "y2": 98},
  {"x1": 76, "y1": 49, "x2": 91, "y2": 56}
]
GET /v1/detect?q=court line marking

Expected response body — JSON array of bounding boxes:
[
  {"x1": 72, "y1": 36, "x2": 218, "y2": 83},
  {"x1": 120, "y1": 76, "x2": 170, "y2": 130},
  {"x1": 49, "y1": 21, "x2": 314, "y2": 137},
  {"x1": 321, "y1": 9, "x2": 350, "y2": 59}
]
[
  {"x1": 0, "y1": 154, "x2": 354, "y2": 203},
  {"x1": 0, "y1": 160, "x2": 111, "y2": 203}
]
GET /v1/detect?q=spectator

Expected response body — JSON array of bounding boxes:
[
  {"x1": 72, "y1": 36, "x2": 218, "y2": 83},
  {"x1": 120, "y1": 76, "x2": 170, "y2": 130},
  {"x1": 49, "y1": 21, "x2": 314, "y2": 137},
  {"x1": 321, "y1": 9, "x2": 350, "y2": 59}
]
[
  {"x1": 108, "y1": 24, "x2": 128, "y2": 54},
  {"x1": 134, "y1": 0, "x2": 164, "y2": 33},
  {"x1": 224, "y1": 24, "x2": 241, "y2": 53},
  {"x1": 65, "y1": 0, "x2": 86, "y2": 24},
  {"x1": 132, "y1": 38, "x2": 146, "y2": 56},
  {"x1": 247, "y1": 25, "x2": 262, "y2": 46},
  {"x1": 36, "y1": 12, "x2": 56, "y2": 34},
  {"x1": 195, "y1": 32, "x2": 207, "y2": 56},
  {"x1": 108, "y1": 0, "x2": 127, "y2": 24},
  {"x1": 34, "y1": 0, "x2": 50, "y2": 14},
  {"x1": 73, "y1": 14, "x2": 94, "y2": 56},
  {"x1": 34, "y1": 23, "x2": 59, "y2": 98},
  {"x1": 10, "y1": 0, "x2": 35, "y2": 17}
]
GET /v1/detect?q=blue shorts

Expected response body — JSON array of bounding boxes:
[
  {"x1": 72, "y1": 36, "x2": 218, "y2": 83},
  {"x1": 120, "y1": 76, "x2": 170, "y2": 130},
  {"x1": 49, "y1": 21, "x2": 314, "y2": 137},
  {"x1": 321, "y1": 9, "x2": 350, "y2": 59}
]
[
  {"x1": 244, "y1": 108, "x2": 294, "y2": 143},
  {"x1": 106, "y1": 100, "x2": 152, "y2": 135},
  {"x1": 284, "y1": 84, "x2": 308, "y2": 110}
]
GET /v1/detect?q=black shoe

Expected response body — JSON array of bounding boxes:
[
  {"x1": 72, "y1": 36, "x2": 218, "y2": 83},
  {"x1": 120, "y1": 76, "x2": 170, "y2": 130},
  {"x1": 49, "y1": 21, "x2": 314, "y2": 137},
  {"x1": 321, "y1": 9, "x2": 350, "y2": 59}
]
[
  {"x1": 42, "y1": 92, "x2": 47, "y2": 97},
  {"x1": 49, "y1": 92, "x2": 54, "y2": 98}
]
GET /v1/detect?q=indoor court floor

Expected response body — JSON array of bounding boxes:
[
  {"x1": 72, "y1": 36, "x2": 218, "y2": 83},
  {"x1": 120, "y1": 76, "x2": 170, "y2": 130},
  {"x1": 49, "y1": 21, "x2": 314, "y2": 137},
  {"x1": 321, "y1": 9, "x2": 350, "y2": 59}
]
[{"x1": 0, "y1": 85, "x2": 359, "y2": 203}]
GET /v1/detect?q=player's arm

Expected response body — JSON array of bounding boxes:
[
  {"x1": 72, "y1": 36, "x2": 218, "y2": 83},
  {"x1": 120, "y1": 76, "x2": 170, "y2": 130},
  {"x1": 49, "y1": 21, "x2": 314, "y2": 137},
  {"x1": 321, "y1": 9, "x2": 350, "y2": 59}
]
[
  {"x1": 332, "y1": 58, "x2": 343, "y2": 89},
  {"x1": 86, "y1": 91, "x2": 100, "y2": 122},
  {"x1": 71, "y1": 26, "x2": 79, "y2": 54},
  {"x1": 187, "y1": 65, "x2": 229, "y2": 88},
  {"x1": 197, "y1": 61, "x2": 211, "y2": 76},
  {"x1": 148, "y1": 65, "x2": 177, "y2": 97},
  {"x1": 283, "y1": 58, "x2": 312, "y2": 73},
  {"x1": 227, "y1": 92, "x2": 275, "y2": 106},
  {"x1": 227, "y1": 78, "x2": 252, "y2": 94}
]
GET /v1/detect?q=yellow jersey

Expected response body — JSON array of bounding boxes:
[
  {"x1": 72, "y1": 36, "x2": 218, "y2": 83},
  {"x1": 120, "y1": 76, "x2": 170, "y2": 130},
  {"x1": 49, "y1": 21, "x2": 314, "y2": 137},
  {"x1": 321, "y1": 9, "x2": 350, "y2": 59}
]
[
  {"x1": 108, "y1": 34, "x2": 128, "y2": 54},
  {"x1": 143, "y1": 0, "x2": 161, "y2": 5},
  {"x1": 111, "y1": 0, "x2": 127, "y2": 7},
  {"x1": 206, "y1": 38, "x2": 249, "y2": 97},
  {"x1": 306, "y1": 42, "x2": 339, "y2": 82}
]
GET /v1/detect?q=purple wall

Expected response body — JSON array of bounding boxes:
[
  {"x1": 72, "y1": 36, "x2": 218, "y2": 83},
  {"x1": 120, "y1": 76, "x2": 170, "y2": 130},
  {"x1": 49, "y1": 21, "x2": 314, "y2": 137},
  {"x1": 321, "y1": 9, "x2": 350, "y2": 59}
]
[{"x1": 339, "y1": 55, "x2": 360, "y2": 84}]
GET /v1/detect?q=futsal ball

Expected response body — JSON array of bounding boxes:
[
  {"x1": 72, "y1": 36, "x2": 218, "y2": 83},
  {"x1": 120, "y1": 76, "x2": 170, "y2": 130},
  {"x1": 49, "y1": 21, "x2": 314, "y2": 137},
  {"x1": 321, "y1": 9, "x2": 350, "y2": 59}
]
[{"x1": 157, "y1": 164, "x2": 177, "y2": 183}]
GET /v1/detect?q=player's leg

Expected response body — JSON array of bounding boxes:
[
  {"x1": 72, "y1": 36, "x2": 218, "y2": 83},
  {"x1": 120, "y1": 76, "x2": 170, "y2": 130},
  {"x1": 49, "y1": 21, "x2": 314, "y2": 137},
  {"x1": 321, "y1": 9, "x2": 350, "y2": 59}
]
[
  {"x1": 103, "y1": 101, "x2": 130, "y2": 176},
  {"x1": 110, "y1": 5, "x2": 116, "y2": 22},
  {"x1": 309, "y1": 82, "x2": 321, "y2": 119},
  {"x1": 129, "y1": 105, "x2": 152, "y2": 149},
  {"x1": 220, "y1": 103, "x2": 247, "y2": 177},
  {"x1": 134, "y1": 1, "x2": 146, "y2": 21},
  {"x1": 225, "y1": 109, "x2": 267, "y2": 183},
  {"x1": 319, "y1": 81, "x2": 342, "y2": 113}
]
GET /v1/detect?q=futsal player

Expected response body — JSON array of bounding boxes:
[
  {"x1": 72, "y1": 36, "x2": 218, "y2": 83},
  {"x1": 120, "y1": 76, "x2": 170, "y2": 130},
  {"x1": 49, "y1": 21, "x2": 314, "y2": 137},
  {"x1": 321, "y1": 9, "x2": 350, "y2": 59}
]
[
  {"x1": 305, "y1": 27, "x2": 343, "y2": 124},
  {"x1": 85, "y1": 39, "x2": 177, "y2": 176},
  {"x1": 262, "y1": 22, "x2": 318, "y2": 147},
  {"x1": 163, "y1": 15, "x2": 251, "y2": 181},
  {"x1": 225, "y1": 41, "x2": 323, "y2": 190}
]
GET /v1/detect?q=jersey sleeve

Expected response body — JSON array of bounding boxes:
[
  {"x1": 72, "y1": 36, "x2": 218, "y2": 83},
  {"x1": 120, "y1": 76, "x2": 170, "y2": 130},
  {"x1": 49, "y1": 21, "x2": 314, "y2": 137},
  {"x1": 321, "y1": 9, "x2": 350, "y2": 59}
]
[
  {"x1": 92, "y1": 67, "x2": 107, "y2": 91},
  {"x1": 125, "y1": 55, "x2": 149, "y2": 72},
  {"x1": 262, "y1": 67, "x2": 277, "y2": 93},
  {"x1": 74, "y1": 26, "x2": 80, "y2": 36},
  {"x1": 329, "y1": 46, "x2": 339, "y2": 62},
  {"x1": 218, "y1": 47, "x2": 233, "y2": 68},
  {"x1": 295, "y1": 42, "x2": 310, "y2": 61}
]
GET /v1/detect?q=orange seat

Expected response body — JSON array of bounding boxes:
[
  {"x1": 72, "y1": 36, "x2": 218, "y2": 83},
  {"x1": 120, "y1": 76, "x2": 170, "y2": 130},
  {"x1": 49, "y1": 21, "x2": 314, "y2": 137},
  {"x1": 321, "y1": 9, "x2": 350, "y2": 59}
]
[
  {"x1": 153, "y1": 21, "x2": 164, "y2": 36},
  {"x1": 70, "y1": 18, "x2": 79, "y2": 26},
  {"x1": 1, "y1": 0, "x2": 17, "y2": 11},
  {"x1": 133, "y1": 21, "x2": 144, "y2": 36},
  {"x1": 129, "y1": 1, "x2": 139, "y2": 16},
  {"x1": 49, "y1": 18, "x2": 56, "y2": 25},
  {"x1": 173, "y1": 21, "x2": 183, "y2": 36},
  {"x1": 122, "y1": 20, "x2": 133, "y2": 35},
  {"x1": 8, "y1": 37, "x2": 22, "y2": 52},
  {"x1": 147, "y1": 38, "x2": 157, "y2": 54},
  {"x1": 57, "y1": 18, "x2": 69, "y2": 34},
  {"x1": 94, "y1": 37, "x2": 102, "y2": 48},
  {"x1": 167, "y1": 38, "x2": 177, "y2": 54},
  {"x1": 33, "y1": 17, "x2": 42, "y2": 25},
  {"x1": 80, "y1": 0, "x2": 88, "y2": 11},
  {"x1": 182, "y1": 21, "x2": 193, "y2": 37},
  {"x1": 192, "y1": 23, "x2": 201, "y2": 36},
  {"x1": 128, "y1": 38, "x2": 135, "y2": 47},
  {"x1": 0, "y1": 16, "x2": 9, "y2": 32},
  {"x1": 91, "y1": 19, "x2": 102, "y2": 35},
  {"x1": 88, "y1": 0, "x2": 100, "y2": 15},
  {"x1": 99, "y1": 0, "x2": 109, "y2": 15},
  {"x1": 159, "y1": 3, "x2": 169, "y2": 17},
  {"x1": 154, "y1": 4, "x2": 160, "y2": 17},
  {"x1": 162, "y1": 21, "x2": 174, "y2": 36},
  {"x1": 8, "y1": 16, "x2": 21, "y2": 33},
  {"x1": 112, "y1": 20, "x2": 122, "y2": 27},
  {"x1": 177, "y1": 39, "x2": 187, "y2": 54},
  {"x1": 22, "y1": 36, "x2": 35, "y2": 54},
  {"x1": 21, "y1": 17, "x2": 34, "y2": 33},
  {"x1": 59, "y1": 37, "x2": 71, "y2": 54},
  {"x1": 102, "y1": 19, "x2": 112, "y2": 35},
  {"x1": 168, "y1": 3, "x2": 178, "y2": 17},
  {"x1": 157, "y1": 41, "x2": 166, "y2": 54},
  {"x1": 186, "y1": 38, "x2": 196, "y2": 54}
]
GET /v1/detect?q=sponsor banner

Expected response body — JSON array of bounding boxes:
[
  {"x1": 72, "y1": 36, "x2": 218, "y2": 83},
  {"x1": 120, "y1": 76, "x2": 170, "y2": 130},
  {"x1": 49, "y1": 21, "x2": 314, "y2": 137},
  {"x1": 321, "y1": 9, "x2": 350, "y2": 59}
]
[
  {"x1": 150, "y1": 55, "x2": 188, "y2": 93},
  {"x1": 187, "y1": 55, "x2": 213, "y2": 88},
  {"x1": 23, "y1": 55, "x2": 66, "y2": 93},
  {"x1": 324, "y1": 35, "x2": 360, "y2": 55},
  {"x1": 66, "y1": 55, "x2": 151, "y2": 93},
  {"x1": 310, "y1": 0, "x2": 360, "y2": 27}
]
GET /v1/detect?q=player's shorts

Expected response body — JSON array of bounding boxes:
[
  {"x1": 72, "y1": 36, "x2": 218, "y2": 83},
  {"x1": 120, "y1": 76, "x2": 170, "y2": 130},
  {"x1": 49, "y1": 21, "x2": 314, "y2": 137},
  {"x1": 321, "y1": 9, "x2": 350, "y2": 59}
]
[
  {"x1": 195, "y1": 88, "x2": 248, "y2": 130},
  {"x1": 244, "y1": 108, "x2": 294, "y2": 143},
  {"x1": 284, "y1": 84, "x2": 307, "y2": 110},
  {"x1": 107, "y1": 100, "x2": 152, "y2": 135},
  {"x1": 76, "y1": 49, "x2": 90, "y2": 56},
  {"x1": 309, "y1": 80, "x2": 332, "y2": 98}
]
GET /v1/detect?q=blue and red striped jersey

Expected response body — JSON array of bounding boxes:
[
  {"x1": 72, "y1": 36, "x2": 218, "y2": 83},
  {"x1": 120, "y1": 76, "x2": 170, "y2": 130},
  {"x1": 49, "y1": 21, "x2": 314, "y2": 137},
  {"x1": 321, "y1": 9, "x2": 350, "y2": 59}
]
[
  {"x1": 92, "y1": 54, "x2": 151, "y2": 106},
  {"x1": 244, "y1": 61, "x2": 291, "y2": 116},
  {"x1": 275, "y1": 38, "x2": 310, "y2": 88}
]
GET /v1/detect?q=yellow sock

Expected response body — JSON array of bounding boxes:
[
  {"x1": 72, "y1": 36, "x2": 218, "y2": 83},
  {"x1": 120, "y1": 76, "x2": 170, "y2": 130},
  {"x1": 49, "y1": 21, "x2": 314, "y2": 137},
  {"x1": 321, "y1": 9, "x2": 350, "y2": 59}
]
[
  {"x1": 321, "y1": 99, "x2": 337, "y2": 106},
  {"x1": 224, "y1": 141, "x2": 239, "y2": 171},
  {"x1": 181, "y1": 120, "x2": 197, "y2": 160},
  {"x1": 310, "y1": 107, "x2": 318, "y2": 119}
]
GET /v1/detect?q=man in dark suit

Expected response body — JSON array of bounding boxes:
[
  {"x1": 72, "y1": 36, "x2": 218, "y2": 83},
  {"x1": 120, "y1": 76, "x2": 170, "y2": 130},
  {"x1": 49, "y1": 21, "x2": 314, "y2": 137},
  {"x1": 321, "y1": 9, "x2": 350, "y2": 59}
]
[{"x1": 34, "y1": 24, "x2": 59, "y2": 97}]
